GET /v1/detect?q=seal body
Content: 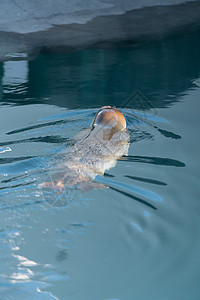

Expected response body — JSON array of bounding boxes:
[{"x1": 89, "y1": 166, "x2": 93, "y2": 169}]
[{"x1": 40, "y1": 107, "x2": 129, "y2": 191}]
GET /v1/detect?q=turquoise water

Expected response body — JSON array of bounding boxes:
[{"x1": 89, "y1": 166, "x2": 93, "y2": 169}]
[{"x1": 0, "y1": 28, "x2": 200, "y2": 299}]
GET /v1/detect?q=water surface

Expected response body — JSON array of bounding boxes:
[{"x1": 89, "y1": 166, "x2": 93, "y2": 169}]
[{"x1": 0, "y1": 28, "x2": 200, "y2": 300}]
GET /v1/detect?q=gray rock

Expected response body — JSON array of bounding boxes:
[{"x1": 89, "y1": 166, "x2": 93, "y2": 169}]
[{"x1": 0, "y1": 0, "x2": 200, "y2": 60}]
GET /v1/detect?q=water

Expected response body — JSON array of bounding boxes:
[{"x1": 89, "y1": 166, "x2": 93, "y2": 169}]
[{"x1": 0, "y1": 28, "x2": 200, "y2": 300}]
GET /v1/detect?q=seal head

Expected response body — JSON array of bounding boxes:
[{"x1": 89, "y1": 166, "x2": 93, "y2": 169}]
[{"x1": 92, "y1": 106, "x2": 126, "y2": 137}]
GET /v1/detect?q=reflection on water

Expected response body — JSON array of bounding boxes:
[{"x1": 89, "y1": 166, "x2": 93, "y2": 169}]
[
  {"x1": 0, "y1": 28, "x2": 200, "y2": 300},
  {"x1": 1, "y1": 28, "x2": 200, "y2": 108},
  {"x1": 2, "y1": 60, "x2": 28, "y2": 95}
]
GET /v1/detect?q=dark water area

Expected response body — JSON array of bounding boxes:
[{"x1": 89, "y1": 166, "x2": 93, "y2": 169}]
[{"x1": 0, "y1": 28, "x2": 200, "y2": 299}]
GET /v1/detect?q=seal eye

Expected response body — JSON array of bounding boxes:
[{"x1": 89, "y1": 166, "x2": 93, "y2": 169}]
[{"x1": 92, "y1": 107, "x2": 126, "y2": 132}]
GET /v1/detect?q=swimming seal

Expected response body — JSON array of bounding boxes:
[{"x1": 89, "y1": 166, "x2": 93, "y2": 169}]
[{"x1": 40, "y1": 106, "x2": 129, "y2": 192}]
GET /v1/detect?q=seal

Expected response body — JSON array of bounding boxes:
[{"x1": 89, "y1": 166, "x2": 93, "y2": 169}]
[{"x1": 40, "y1": 106, "x2": 129, "y2": 192}]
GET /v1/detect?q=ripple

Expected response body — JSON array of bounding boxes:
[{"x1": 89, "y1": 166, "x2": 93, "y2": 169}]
[
  {"x1": 124, "y1": 175, "x2": 167, "y2": 186},
  {"x1": 0, "y1": 157, "x2": 42, "y2": 175},
  {"x1": 0, "y1": 147, "x2": 12, "y2": 154},
  {"x1": 109, "y1": 187, "x2": 157, "y2": 210},
  {"x1": 38, "y1": 109, "x2": 95, "y2": 122},
  {"x1": 125, "y1": 109, "x2": 181, "y2": 141},
  {"x1": 95, "y1": 176, "x2": 161, "y2": 209},
  {"x1": 123, "y1": 155, "x2": 185, "y2": 167},
  {"x1": 130, "y1": 222, "x2": 143, "y2": 233},
  {"x1": 6, "y1": 119, "x2": 75, "y2": 135},
  {"x1": 0, "y1": 136, "x2": 69, "y2": 146},
  {"x1": 0, "y1": 156, "x2": 37, "y2": 165}
]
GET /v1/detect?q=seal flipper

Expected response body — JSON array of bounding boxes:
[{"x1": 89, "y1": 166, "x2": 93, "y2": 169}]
[{"x1": 76, "y1": 180, "x2": 108, "y2": 192}]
